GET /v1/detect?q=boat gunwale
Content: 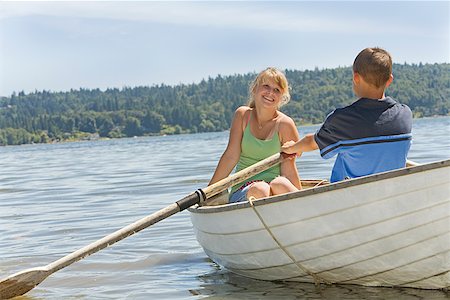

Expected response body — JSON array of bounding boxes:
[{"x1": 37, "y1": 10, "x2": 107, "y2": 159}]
[{"x1": 188, "y1": 158, "x2": 450, "y2": 214}]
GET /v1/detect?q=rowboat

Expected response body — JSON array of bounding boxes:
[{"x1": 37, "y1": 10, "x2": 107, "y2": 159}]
[{"x1": 188, "y1": 159, "x2": 450, "y2": 290}]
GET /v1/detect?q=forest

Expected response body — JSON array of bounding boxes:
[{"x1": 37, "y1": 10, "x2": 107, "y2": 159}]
[{"x1": 0, "y1": 63, "x2": 449, "y2": 145}]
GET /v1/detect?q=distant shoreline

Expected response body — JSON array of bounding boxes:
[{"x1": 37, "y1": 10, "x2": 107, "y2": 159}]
[{"x1": 2, "y1": 115, "x2": 448, "y2": 147}]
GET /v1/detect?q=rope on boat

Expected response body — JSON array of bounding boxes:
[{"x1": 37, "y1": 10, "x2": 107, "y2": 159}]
[
  {"x1": 248, "y1": 196, "x2": 331, "y2": 286},
  {"x1": 313, "y1": 180, "x2": 328, "y2": 188}
]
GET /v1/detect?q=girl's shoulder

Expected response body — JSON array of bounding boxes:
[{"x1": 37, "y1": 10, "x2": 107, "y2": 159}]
[
  {"x1": 235, "y1": 106, "x2": 252, "y2": 120},
  {"x1": 277, "y1": 111, "x2": 296, "y2": 126},
  {"x1": 277, "y1": 112, "x2": 299, "y2": 141},
  {"x1": 235, "y1": 106, "x2": 252, "y2": 114}
]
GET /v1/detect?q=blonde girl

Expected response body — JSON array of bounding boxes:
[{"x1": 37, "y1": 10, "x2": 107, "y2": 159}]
[{"x1": 209, "y1": 67, "x2": 301, "y2": 203}]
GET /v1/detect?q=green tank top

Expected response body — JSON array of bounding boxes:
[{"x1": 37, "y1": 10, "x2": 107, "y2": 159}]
[{"x1": 231, "y1": 117, "x2": 281, "y2": 193}]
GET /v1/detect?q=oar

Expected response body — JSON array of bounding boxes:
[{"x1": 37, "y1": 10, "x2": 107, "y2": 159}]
[
  {"x1": 406, "y1": 159, "x2": 420, "y2": 167},
  {"x1": 0, "y1": 153, "x2": 283, "y2": 299}
]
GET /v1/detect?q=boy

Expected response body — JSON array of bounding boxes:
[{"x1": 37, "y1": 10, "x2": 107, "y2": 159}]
[{"x1": 282, "y1": 47, "x2": 412, "y2": 182}]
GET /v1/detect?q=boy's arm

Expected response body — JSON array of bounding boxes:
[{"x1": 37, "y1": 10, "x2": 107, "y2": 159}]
[{"x1": 281, "y1": 133, "x2": 319, "y2": 155}]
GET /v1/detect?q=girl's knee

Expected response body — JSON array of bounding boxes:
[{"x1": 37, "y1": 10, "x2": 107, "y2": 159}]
[
  {"x1": 270, "y1": 176, "x2": 290, "y2": 188},
  {"x1": 270, "y1": 176, "x2": 297, "y2": 194},
  {"x1": 247, "y1": 181, "x2": 270, "y2": 199}
]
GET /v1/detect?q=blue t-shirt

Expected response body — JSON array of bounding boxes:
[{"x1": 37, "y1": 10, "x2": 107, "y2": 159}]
[{"x1": 314, "y1": 97, "x2": 412, "y2": 182}]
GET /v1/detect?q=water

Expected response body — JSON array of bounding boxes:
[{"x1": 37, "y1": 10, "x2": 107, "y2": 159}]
[{"x1": 1, "y1": 117, "x2": 449, "y2": 300}]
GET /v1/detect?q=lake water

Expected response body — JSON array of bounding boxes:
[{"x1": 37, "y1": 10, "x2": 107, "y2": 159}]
[{"x1": 1, "y1": 116, "x2": 449, "y2": 300}]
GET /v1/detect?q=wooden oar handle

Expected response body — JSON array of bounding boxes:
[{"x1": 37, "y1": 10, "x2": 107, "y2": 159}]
[
  {"x1": 406, "y1": 159, "x2": 420, "y2": 167},
  {"x1": 202, "y1": 153, "x2": 283, "y2": 200}
]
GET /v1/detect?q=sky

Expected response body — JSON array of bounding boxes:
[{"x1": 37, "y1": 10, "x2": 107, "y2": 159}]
[{"x1": 0, "y1": 1, "x2": 448, "y2": 97}]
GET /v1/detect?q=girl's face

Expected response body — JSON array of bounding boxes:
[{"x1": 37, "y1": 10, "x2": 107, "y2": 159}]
[{"x1": 255, "y1": 78, "x2": 283, "y2": 109}]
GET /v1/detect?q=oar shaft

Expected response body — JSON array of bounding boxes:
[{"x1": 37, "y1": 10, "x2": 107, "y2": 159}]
[
  {"x1": 46, "y1": 153, "x2": 283, "y2": 271},
  {"x1": 47, "y1": 198, "x2": 187, "y2": 272}
]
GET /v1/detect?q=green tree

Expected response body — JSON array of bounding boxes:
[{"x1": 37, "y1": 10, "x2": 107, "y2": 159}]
[
  {"x1": 124, "y1": 117, "x2": 142, "y2": 137},
  {"x1": 142, "y1": 110, "x2": 165, "y2": 133}
]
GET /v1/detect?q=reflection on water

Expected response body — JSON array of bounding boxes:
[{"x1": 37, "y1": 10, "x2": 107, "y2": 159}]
[
  {"x1": 0, "y1": 117, "x2": 449, "y2": 299},
  {"x1": 195, "y1": 264, "x2": 449, "y2": 300}
]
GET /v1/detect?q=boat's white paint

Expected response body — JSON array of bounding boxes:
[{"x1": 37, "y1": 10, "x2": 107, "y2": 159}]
[{"x1": 189, "y1": 160, "x2": 450, "y2": 289}]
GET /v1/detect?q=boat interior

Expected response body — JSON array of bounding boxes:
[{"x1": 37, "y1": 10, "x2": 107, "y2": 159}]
[
  {"x1": 205, "y1": 179, "x2": 330, "y2": 206},
  {"x1": 204, "y1": 160, "x2": 424, "y2": 207}
]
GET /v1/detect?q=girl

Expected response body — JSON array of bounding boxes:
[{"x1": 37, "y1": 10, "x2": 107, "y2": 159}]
[{"x1": 209, "y1": 67, "x2": 302, "y2": 203}]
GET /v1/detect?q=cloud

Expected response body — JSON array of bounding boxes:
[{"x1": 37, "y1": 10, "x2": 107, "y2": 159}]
[
  {"x1": 3, "y1": 1, "x2": 446, "y2": 41},
  {"x1": 0, "y1": 1, "x2": 447, "y2": 96},
  {"x1": 0, "y1": 1, "x2": 396, "y2": 35}
]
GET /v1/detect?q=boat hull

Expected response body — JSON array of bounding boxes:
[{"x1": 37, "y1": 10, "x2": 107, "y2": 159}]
[{"x1": 189, "y1": 160, "x2": 450, "y2": 289}]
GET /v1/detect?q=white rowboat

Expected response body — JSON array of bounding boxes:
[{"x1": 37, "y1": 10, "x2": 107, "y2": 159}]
[{"x1": 189, "y1": 159, "x2": 450, "y2": 290}]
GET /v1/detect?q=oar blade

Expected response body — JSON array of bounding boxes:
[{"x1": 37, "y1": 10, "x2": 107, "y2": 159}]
[{"x1": 0, "y1": 267, "x2": 50, "y2": 299}]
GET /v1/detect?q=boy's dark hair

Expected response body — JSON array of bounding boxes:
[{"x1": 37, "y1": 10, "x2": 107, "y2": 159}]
[{"x1": 353, "y1": 47, "x2": 392, "y2": 89}]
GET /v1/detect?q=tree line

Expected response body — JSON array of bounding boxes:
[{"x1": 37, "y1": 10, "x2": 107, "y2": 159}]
[{"x1": 0, "y1": 63, "x2": 449, "y2": 146}]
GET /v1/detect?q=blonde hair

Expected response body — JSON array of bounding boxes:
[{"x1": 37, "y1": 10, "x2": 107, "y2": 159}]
[
  {"x1": 247, "y1": 67, "x2": 291, "y2": 108},
  {"x1": 353, "y1": 47, "x2": 392, "y2": 89}
]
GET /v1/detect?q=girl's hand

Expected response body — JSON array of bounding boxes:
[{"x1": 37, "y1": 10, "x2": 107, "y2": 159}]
[{"x1": 281, "y1": 152, "x2": 297, "y2": 160}]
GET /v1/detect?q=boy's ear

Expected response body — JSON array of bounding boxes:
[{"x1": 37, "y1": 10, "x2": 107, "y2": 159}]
[
  {"x1": 353, "y1": 72, "x2": 360, "y2": 83},
  {"x1": 385, "y1": 74, "x2": 394, "y2": 88}
]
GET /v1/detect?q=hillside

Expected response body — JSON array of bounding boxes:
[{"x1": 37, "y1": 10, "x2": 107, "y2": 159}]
[{"x1": 0, "y1": 63, "x2": 449, "y2": 145}]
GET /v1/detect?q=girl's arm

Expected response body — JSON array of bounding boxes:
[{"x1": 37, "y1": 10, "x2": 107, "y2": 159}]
[
  {"x1": 208, "y1": 107, "x2": 248, "y2": 185},
  {"x1": 279, "y1": 116, "x2": 302, "y2": 189}
]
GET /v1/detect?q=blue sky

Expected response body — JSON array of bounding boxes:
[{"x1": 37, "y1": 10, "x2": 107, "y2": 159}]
[{"x1": 0, "y1": 1, "x2": 448, "y2": 97}]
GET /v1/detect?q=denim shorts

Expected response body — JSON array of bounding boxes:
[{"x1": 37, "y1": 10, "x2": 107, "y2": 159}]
[{"x1": 228, "y1": 185, "x2": 252, "y2": 203}]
